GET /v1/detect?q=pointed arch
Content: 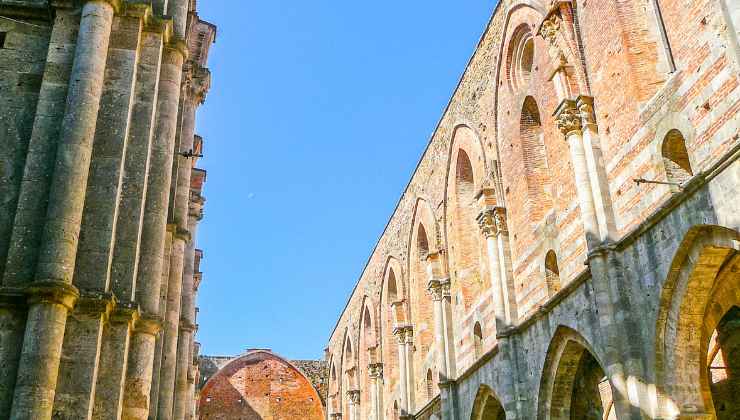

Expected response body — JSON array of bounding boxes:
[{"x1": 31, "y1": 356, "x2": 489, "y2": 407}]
[
  {"x1": 445, "y1": 124, "x2": 490, "y2": 311},
  {"x1": 471, "y1": 384, "x2": 506, "y2": 420},
  {"x1": 538, "y1": 326, "x2": 616, "y2": 420},
  {"x1": 655, "y1": 225, "x2": 740, "y2": 418},
  {"x1": 380, "y1": 256, "x2": 405, "y2": 412},
  {"x1": 520, "y1": 95, "x2": 552, "y2": 222},
  {"x1": 359, "y1": 297, "x2": 379, "y2": 420},
  {"x1": 408, "y1": 197, "x2": 441, "y2": 409}
]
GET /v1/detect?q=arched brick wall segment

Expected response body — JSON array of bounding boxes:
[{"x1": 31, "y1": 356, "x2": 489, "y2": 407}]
[
  {"x1": 537, "y1": 326, "x2": 614, "y2": 420},
  {"x1": 470, "y1": 384, "x2": 506, "y2": 420},
  {"x1": 381, "y1": 256, "x2": 405, "y2": 412},
  {"x1": 198, "y1": 350, "x2": 325, "y2": 420},
  {"x1": 655, "y1": 225, "x2": 740, "y2": 418}
]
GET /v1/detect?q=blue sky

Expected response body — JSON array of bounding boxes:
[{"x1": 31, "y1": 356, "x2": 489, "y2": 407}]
[{"x1": 194, "y1": 1, "x2": 498, "y2": 360}]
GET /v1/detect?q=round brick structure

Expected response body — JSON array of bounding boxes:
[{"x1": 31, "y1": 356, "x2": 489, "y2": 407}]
[{"x1": 198, "y1": 349, "x2": 325, "y2": 420}]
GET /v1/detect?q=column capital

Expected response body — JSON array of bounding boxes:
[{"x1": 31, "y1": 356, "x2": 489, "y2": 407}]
[
  {"x1": 538, "y1": 12, "x2": 561, "y2": 45},
  {"x1": 133, "y1": 313, "x2": 162, "y2": 336},
  {"x1": 74, "y1": 291, "x2": 117, "y2": 318},
  {"x1": 393, "y1": 324, "x2": 414, "y2": 344},
  {"x1": 346, "y1": 389, "x2": 360, "y2": 405},
  {"x1": 368, "y1": 363, "x2": 384, "y2": 379},
  {"x1": 554, "y1": 98, "x2": 583, "y2": 136},
  {"x1": 576, "y1": 95, "x2": 597, "y2": 127},
  {"x1": 477, "y1": 206, "x2": 506, "y2": 238},
  {"x1": 25, "y1": 281, "x2": 80, "y2": 311},
  {"x1": 330, "y1": 413, "x2": 343, "y2": 420},
  {"x1": 427, "y1": 277, "x2": 451, "y2": 301}
]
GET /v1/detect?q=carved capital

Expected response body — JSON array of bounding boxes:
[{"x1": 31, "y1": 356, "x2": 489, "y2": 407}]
[
  {"x1": 330, "y1": 414, "x2": 343, "y2": 420},
  {"x1": 539, "y1": 14, "x2": 561, "y2": 45},
  {"x1": 26, "y1": 281, "x2": 80, "y2": 311},
  {"x1": 576, "y1": 95, "x2": 596, "y2": 127},
  {"x1": 477, "y1": 208, "x2": 497, "y2": 238},
  {"x1": 346, "y1": 389, "x2": 360, "y2": 405},
  {"x1": 110, "y1": 300, "x2": 140, "y2": 324},
  {"x1": 427, "y1": 277, "x2": 450, "y2": 302},
  {"x1": 393, "y1": 325, "x2": 414, "y2": 344},
  {"x1": 554, "y1": 98, "x2": 582, "y2": 136},
  {"x1": 368, "y1": 362, "x2": 384, "y2": 379},
  {"x1": 75, "y1": 292, "x2": 117, "y2": 318}
]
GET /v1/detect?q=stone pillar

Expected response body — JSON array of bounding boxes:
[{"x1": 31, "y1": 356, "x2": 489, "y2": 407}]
[
  {"x1": 92, "y1": 305, "x2": 137, "y2": 420},
  {"x1": 478, "y1": 206, "x2": 507, "y2": 330},
  {"x1": 174, "y1": 195, "x2": 203, "y2": 420},
  {"x1": 168, "y1": 0, "x2": 189, "y2": 39},
  {"x1": 393, "y1": 325, "x2": 410, "y2": 416},
  {"x1": 0, "y1": 297, "x2": 25, "y2": 418},
  {"x1": 402, "y1": 327, "x2": 415, "y2": 415},
  {"x1": 52, "y1": 295, "x2": 115, "y2": 419},
  {"x1": 9, "y1": 2, "x2": 115, "y2": 418},
  {"x1": 577, "y1": 95, "x2": 616, "y2": 241},
  {"x1": 368, "y1": 363, "x2": 383, "y2": 420},
  {"x1": 149, "y1": 229, "x2": 173, "y2": 419},
  {"x1": 346, "y1": 390, "x2": 360, "y2": 420},
  {"x1": 555, "y1": 99, "x2": 601, "y2": 249},
  {"x1": 121, "y1": 40, "x2": 187, "y2": 420}
]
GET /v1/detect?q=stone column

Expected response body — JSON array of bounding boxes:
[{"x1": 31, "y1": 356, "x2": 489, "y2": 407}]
[
  {"x1": 555, "y1": 99, "x2": 601, "y2": 249},
  {"x1": 121, "y1": 40, "x2": 187, "y2": 420},
  {"x1": 577, "y1": 95, "x2": 616, "y2": 241},
  {"x1": 402, "y1": 327, "x2": 415, "y2": 415},
  {"x1": 9, "y1": 2, "x2": 115, "y2": 419},
  {"x1": 478, "y1": 206, "x2": 508, "y2": 330},
  {"x1": 425, "y1": 253, "x2": 448, "y2": 379},
  {"x1": 393, "y1": 325, "x2": 410, "y2": 416},
  {"x1": 368, "y1": 363, "x2": 383, "y2": 420},
  {"x1": 346, "y1": 390, "x2": 360, "y2": 420},
  {"x1": 158, "y1": 65, "x2": 199, "y2": 420}
]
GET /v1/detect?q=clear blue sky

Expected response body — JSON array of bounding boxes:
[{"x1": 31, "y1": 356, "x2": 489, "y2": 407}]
[{"x1": 194, "y1": 1, "x2": 498, "y2": 360}]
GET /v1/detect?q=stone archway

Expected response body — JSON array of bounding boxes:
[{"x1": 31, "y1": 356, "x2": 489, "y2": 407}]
[
  {"x1": 538, "y1": 327, "x2": 616, "y2": 420},
  {"x1": 471, "y1": 385, "x2": 506, "y2": 420},
  {"x1": 655, "y1": 225, "x2": 740, "y2": 418}
]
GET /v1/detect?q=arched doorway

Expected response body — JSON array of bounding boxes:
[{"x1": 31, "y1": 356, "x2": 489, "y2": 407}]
[
  {"x1": 538, "y1": 327, "x2": 616, "y2": 420},
  {"x1": 471, "y1": 385, "x2": 506, "y2": 420},
  {"x1": 656, "y1": 225, "x2": 740, "y2": 418}
]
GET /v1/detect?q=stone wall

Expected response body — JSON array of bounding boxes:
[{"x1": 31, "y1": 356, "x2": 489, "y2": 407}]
[
  {"x1": 325, "y1": 0, "x2": 740, "y2": 419},
  {"x1": 0, "y1": 1, "x2": 216, "y2": 419}
]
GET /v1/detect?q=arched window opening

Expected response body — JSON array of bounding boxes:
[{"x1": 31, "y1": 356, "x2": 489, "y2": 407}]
[
  {"x1": 708, "y1": 306, "x2": 740, "y2": 418},
  {"x1": 451, "y1": 147, "x2": 484, "y2": 310},
  {"x1": 411, "y1": 220, "x2": 436, "y2": 410},
  {"x1": 661, "y1": 129, "x2": 693, "y2": 185},
  {"x1": 473, "y1": 322, "x2": 484, "y2": 359},
  {"x1": 507, "y1": 26, "x2": 535, "y2": 90},
  {"x1": 520, "y1": 96, "x2": 552, "y2": 221},
  {"x1": 426, "y1": 369, "x2": 434, "y2": 399},
  {"x1": 545, "y1": 250, "x2": 561, "y2": 296},
  {"x1": 388, "y1": 271, "x2": 398, "y2": 303}
]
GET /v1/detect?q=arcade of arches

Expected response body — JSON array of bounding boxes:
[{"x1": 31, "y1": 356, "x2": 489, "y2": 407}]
[{"x1": 325, "y1": 0, "x2": 740, "y2": 419}]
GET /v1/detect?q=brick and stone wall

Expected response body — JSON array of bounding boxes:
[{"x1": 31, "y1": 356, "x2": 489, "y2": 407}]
[
  {"x1": 325, "y1": 0, "x2": 740, "y2": 419},
  {"x1": 198, "y1": 350, "x2": 326, "y2": 420}
]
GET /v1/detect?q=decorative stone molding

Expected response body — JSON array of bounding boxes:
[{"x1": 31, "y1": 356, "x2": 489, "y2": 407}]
[
  {"x1": 554, "y1": 98, "x2": 583, "y2": 136},
  {"x1": 346, "y1": 389, "x2": 361, "y2": 405},
  {"x1": 178, "y1": 319, "x2": 198, "y2": 333},
  {"x1": 110, "y1": 300, "x2": 140, "y2": 324},
  {"x1": 168, "y1": 223, "x2": 192, "y2": 242},
  {"x1": 0, "y1": 287, "x2": 26, "y2": 309},
  {"x1": 477, "y1": 208, "x2": 497, "y2": 238},
  {"x1": 368, "y1": 363, "x2": 383, "y2": 379},
  {"x1": 25, "y1": 281, "x2": 80, "y2": 311},
  {"x1": 330, "y1": 413, "x2": 343, "y2": 420}
]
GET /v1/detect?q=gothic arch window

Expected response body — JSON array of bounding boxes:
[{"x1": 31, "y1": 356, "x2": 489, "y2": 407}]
[
  {"x1": 507, "y1": 25, "x2": 535, "y2": 90},
  {"x1": 661, "y1": 129, "x2": 693, "y2": 185},
  {"x1": 545, "y1": 250, "x2": 561, "y2": 295},
  {"x1": 473, "y1": 322, "x2": 483, "y2": 359},
  {"x1": 520, "y1": 96, "x2": 552, "y2": 221}
]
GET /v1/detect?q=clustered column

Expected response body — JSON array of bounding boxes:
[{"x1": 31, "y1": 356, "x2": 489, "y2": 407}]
[
  {"x1": 0, "y1": 2, "x2": 216, "y2": 420},
  {"x1": 393, "y1": 324, "x2": 415, "y2": 418}
]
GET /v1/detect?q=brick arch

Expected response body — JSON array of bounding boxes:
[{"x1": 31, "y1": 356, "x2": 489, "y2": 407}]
[
  {"x1": 198, "y1": 349, "x2": 325, "y2": 420},
  {"x1": 537, "y1": 326, "x2": 615, "y2": 420},
  {"x1": 380, "y1": 256, "x2": 405, "y2": 413},
  {"x1": 341, "y1": 327, "x2": 358, "y2": 417},
  {"x1": 358, "y1": 296, "x2": 380, "y2": 419},
  {"x1": 408, "y1": 198, "x2": 441, "y2": 410},
  {"x1": 470, "y1": 384, "x2": 506, "y2": 420},
  {"x1": 328, "y1": 355, "x2": 340, "y2": 415},
  {"x1": 654, "y1": 225, "x2": 740, "y2": 418},
  {"x1": 445, "y1": 125, "x2": 490, "y2": 311}
]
